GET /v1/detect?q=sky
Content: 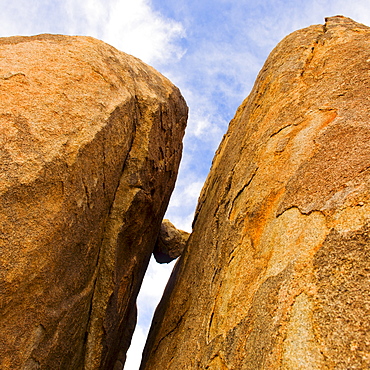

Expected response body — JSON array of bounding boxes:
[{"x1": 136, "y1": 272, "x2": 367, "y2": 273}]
[{"x1": 2, "y1": 1, "x2": 370, "y2": 369}]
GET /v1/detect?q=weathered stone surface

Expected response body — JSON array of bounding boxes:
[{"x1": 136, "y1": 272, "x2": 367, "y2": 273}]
[
  {"x1": 0, "y1": 34, "x2": 187, "y2": 369},
  {"x1": 153, "y1": 219, "x2": 189, "y2": 263},
  {"x1": 141, "y1": 16, "x2": 370, "y2": 369}
]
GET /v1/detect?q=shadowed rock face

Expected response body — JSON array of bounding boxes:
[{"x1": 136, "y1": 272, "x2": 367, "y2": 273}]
[
  {"x1": 0, "y1": 34, "x2": 187, "y2": 369},
  {"x1": 141, "y1": 16, "x2": 370, "y2": 370}
]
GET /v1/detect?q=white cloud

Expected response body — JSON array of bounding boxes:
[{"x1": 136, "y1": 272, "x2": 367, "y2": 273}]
[
  {"x1": 166, "y1": 212, "x2": 195, "y2": 233},
  {"x1": 165, "y1": 177, "x2": 205, "y2": 232},
  {"x1": 105, "y1": 1, "x2": 185, "y2": 64},
  {"x1": 167, "y1": 179, "x2": 204, "y2": 210},
  {"x1": 0, "y1": 0, "x2": 185, "y2": 66},
  {"x1": 63, "y1": 0, "x2": 185, "y2": 65},
  {"x1": 184, "y1": 180, "x2": 204, "y2": 200},
  {"x1": 187, "y1": 109, "x2": 225, "y2": 143},
  {"x1": 137, "y1": 258, "x2": 175, "y2": 302}
]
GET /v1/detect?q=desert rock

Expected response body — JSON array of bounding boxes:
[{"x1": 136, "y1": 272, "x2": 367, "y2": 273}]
[
  {"x1": 153, "y1": 219, "x2": 189, "y2": 263},
  {"x1": 0, "y1": 34, "x2": 187, "y2": 369},
  {"x1": 141, "y1": 16, "x2": 370, "y2": 369}
]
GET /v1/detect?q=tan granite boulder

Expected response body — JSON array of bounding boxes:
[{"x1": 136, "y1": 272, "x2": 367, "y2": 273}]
[
  {"x1": 141, "y1": 16, "x2": 370, "y2": 369},
  {"x1": 0, "y1": 34, "x2": 187, "y2": 369},
  {"x1": 153, "y1": 219, "x2": 189, "y2": 263}
]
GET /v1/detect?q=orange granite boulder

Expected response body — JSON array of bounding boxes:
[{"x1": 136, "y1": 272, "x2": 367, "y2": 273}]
[
  {"x1": 0, "y1": 34, "x2": 187, "y2": 370},
  {"x1": 141, "y1": 16, "x2": 370, "y2": 370}
]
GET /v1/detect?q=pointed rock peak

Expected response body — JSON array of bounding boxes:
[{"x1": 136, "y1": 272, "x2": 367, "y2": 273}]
[{"x1": 324, "y1": 15, "x2": 369, "y2": 30}]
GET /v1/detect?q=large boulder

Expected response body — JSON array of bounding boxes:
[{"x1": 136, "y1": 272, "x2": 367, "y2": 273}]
[
  {"x1": 0, "y1": 34, "x2": 187, "y2": 369},
  {"x1": 141, "y1": 16, "x2": 370, "y2": 369}
]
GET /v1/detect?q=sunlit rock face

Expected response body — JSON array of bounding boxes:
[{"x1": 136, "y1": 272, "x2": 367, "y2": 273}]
[
  {"x1": 141, "y1": 16, "x2": 370, "y2": 370},
  {"x1": 0, "y1": 34, "x2": 187, "y2": 370}
]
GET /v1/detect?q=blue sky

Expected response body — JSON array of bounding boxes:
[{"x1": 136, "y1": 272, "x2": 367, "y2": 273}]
[{"x1": 2, "y1": 1, "x2": 370, "y2": 369}]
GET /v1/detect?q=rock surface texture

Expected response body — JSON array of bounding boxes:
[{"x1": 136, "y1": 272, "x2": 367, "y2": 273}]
[
  {"x1": 0, "y1": 34, "x2": 187, "y2": 369},
  {"x1": 141, "y1": 16, "x2": 370, "y2": 370},
  {"x1": 153, "y1": 219, "x2": 189, "y2": 263}
]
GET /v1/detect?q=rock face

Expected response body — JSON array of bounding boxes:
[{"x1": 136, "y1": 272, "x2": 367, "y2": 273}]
[
  {"x1": 0, "y1": 34, "x2": 187, "y2": 369},
  {"x1": 141, "y1": 16, "x2": 370, "y2": 369},
  {"x1": 153, "y1": 219, "x2": 189, "y2": 263}
]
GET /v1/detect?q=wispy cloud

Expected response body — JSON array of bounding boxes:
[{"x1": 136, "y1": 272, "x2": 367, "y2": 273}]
[
  {"x1": 65, "y1": 0, "x2": 185, "y2": 64},
  {"x1": 0, "y1": 0, "x2": 185, "y2": 66},
  {"x1": 63, "y1": 0, "x2": 186, "y2": 65}
]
